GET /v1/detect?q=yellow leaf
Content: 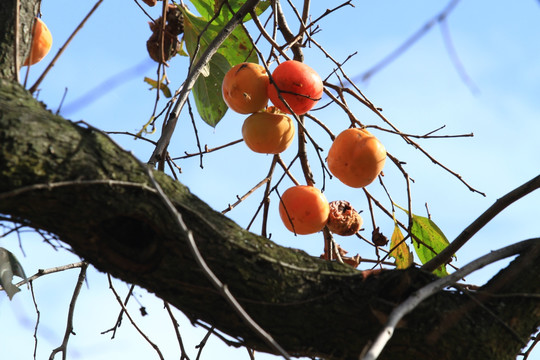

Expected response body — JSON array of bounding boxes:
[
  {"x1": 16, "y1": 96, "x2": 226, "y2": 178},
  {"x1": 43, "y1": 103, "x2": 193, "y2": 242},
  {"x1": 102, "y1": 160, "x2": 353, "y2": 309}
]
[{"x1": 389, "y1": 224, "x2": 413, "y2": 269}]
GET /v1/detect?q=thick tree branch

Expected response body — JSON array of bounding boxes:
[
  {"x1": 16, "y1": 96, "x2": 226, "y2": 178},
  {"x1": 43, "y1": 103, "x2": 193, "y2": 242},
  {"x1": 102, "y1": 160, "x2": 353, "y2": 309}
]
[{"x1": 1, "y1": 75, "x2": 540, "y2": 360}]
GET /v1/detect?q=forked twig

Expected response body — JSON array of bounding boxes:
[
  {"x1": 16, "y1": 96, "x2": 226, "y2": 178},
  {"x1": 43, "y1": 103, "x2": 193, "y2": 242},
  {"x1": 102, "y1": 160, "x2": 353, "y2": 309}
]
[
  {"x1": 49, "y1": 262, "x2": 89, "y2": 360},
  {"x1": 107, "y1": 274, "x2": 165, "y2": 360},
  {"x1": 423, "y1": 174, "x2": 540, "y2": 272}
]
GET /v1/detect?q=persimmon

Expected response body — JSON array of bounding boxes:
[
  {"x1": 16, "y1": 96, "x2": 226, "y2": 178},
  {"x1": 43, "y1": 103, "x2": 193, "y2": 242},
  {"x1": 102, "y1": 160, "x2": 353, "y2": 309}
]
[
  {"x1": 267, "y1": 60, "x2": 323, "y2": 115},
  {"x1": 279, "y1": 185, "x2": 330, "y2": 235},
  {"x1": 23, "y1": 17, "x2": 53, "y2": 66},
  {"x1": 242, "y1": 107, "x2": 295, "y2": 154},
  {"x1": 327, "y1": 128, "x2": 386, "y2": 188},
  {"x1": 222, "y1": 62, "x2": 269, "y2": 114}
]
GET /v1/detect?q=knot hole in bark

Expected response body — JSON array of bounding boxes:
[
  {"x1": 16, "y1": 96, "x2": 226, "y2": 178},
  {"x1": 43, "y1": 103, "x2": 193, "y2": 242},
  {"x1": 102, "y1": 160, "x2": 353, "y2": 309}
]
[{"x1": 97, "y1": 215, "x2": 162, "y2": 273}]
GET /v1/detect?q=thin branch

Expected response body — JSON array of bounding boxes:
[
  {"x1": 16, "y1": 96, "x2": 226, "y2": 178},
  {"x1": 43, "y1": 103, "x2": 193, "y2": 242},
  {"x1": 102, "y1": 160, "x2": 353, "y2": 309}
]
[
  {"x1": 360, "y1": 238, "x2": 540, "y2": 360},
  {"x1": 100, "y1": 284, "x2": 135, "y2": 339},
  {"x1": 222, "y1": 176, "x2": 271, "y2": 214},
  {"x1": 423, "y1": 174, "x2": 540, "y2": 272},
  {"x1": 0, "y1": 179, "x2": 157, "y2": 202},
  {"x1": 49, "y1": 262, "x2": 89, "y2": 360},
  {"x1": 30, "y1": 281, "x2": 40, "y2": 360},
  {"x1": 173, "y1": 139, "x2": 243, "y2": 160},
  {"x1": 29, "y1": 0, "x2": 105, "y2": 93},
  {"x1": 107, "y1": 274, "x2": 165, "y2": 360},
  {"x1": 0, "y1": 261, "x2": 87, "y2": 289},
  {"x1": 195, "y1": 327, "x2": 214, "y2": 360},
  {"x1": 164, "y1": 301, "x2": 191, "y2": 360}
]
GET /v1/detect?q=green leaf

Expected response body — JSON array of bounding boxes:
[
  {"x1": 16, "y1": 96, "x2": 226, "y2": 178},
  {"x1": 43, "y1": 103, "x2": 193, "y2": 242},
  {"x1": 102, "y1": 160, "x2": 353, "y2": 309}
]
[
  {"x1": 189, "y1": 0, "x2": 271, "y2": 23},
  {"x1": 410, "y1": 215, "x2": 450, "y2": 277},
  {"x1": 181, "y1": 7, "x2": 258, "y2": 66},
  {"x1": 389, "y1": 224, "x2": 413, "y2": 269},
  {"x1": 144, "y1": 77, "x2": 172, "y2": 98},
  {"x1": 0, "y1": 247, "x2": 27, "y2": 300},
  {"x1": 180, "y1": 3, "x2": 266, "y2": 126},
  {"x1": 192, "y1": 52, "x2": 230, "y2": 126}
]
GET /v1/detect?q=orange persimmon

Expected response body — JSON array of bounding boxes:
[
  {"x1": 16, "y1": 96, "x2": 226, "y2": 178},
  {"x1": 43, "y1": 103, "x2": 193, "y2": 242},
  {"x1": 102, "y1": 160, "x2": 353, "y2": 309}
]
[
  {"x1": 327, "y1": 128, "x2": 386, "y2": 188},
  {"x1": 23, "y1": 17, "x2": 52, "y2": 66},
  {"x1": 279, "y1": 185, "x2": 330, "y2": 235}
]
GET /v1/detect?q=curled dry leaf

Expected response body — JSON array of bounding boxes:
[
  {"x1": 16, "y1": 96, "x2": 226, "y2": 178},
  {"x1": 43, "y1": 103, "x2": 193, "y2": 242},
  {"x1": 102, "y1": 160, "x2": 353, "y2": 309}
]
[
  {"x1": 147, "y1": 4, "x2": 184, "y2": 63},
  {"x1": 320, "y1": 240, "x2": 362, "y2": 268},
  {"x1": 326, "y1": 200, "x2": 363, "y2": 236},
  {"x1": 372, "y1": 226, "x2": 388, "y2": 246},
  {"x1": 142, "y1": 0, "x2": 158, "y2": 6}
]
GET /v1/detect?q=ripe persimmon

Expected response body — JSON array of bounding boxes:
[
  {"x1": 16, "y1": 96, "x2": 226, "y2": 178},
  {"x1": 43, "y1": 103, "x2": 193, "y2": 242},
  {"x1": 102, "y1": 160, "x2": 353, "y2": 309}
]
[
  {"x1": 23, "y1": 17, "x2": 52, "y2": 66},
  {"x1": 327, "y1": 128, "x2": 386, "y2": 188},
  {"x1": 267, "y1": 60, "x2": 323, "y2": 115},
  {"x1": 222, "y1": 62, "x2": 269, "y2": 114},
  {"x1": 279, "y1": 185, "x2": 330, "y2": 235},
  {"x1": 242, "y1": 107, "x2": 295, "y2": 154}
]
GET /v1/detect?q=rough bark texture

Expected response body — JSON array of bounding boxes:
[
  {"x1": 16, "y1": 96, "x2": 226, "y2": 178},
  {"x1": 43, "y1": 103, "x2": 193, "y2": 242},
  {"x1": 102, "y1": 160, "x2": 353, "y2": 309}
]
[{"x1": 1, "y1": 2, "x2": 539, "y2": 360}]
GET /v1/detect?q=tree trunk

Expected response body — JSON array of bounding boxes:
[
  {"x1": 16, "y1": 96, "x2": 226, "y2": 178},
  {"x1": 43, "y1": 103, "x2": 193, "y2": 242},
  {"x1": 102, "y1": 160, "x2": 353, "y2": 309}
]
[{"x1": 1, "y1": 2, "x2": 539, "y2": 359}]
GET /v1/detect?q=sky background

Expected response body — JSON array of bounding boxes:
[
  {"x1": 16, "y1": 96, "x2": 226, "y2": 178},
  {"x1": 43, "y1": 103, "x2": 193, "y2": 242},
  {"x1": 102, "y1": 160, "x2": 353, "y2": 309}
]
[{"x1": 1, "y1": 0, "x2": 540, "y2": 359}]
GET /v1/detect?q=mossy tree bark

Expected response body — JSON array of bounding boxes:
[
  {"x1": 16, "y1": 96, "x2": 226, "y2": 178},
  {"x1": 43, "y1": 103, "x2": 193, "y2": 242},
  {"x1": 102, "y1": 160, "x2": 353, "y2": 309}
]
[{"x1": 1, "y1": 1, "x2": 539, "y2": 359}]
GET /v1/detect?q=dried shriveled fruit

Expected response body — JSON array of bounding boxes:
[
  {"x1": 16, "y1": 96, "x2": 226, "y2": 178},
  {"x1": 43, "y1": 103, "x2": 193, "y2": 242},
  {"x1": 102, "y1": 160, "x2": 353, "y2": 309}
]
[
  {"x1": 372, "y1": 227, "x2": 388, "y2": 246},
  {"x1": 147, "y1": 4, "x2": 184, "y2": 63},
  {"x1": 23, "y1": 17, "x2": 53, "y2": 66},
  {"x1": 326, "y1": 200, "x2": 363, "y2": 236}
]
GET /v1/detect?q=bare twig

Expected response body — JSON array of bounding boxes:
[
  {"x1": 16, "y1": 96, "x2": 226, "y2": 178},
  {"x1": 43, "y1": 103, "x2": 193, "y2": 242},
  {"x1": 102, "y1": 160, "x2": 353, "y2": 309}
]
[
  {"x1": 164, "y1": 301, "x2": 191, "y2": 360},
  {"x1": 195, "y1": 327, "x2": 214, "y2": 360},
  {"x1": 173, "y1": 139, "x2": 243, "y2": 160},
  {"x1": 360, "y1": 238, "x2": 540, "y2": 360},
  {"x1": 0, "y1": 179, "x2": 157, "y2": 202},
  {"x1": 100, "y1": 284, "x2": 135, "y2": 338},
  {"x1": 222, "y1": 176, "x2": 271, "y2": 214},
  {"x1": 423, "y1": 174, "x2": 540, "y2": 272},
  {"x1": 107, "y1": 274, "x2": 165, "y2": 360},
  {"x1": 30, "y1": 281, "x2": 40, "y2": 360},
  {"x1": 0, "y1": 261, "x2": 87, "y2": 290},
  {"x1": 29, "y1": 0, "x2": 105, "y2": 93},
  {"x1": 49, "y1": 262, "x2": 89, "y2": 360}
]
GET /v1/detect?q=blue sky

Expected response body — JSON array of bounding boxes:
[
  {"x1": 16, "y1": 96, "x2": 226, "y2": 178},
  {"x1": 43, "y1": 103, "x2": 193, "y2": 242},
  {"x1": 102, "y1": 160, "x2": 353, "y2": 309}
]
[{"x1": 2, "y1": 1, "x2": 540, "y2": 359}]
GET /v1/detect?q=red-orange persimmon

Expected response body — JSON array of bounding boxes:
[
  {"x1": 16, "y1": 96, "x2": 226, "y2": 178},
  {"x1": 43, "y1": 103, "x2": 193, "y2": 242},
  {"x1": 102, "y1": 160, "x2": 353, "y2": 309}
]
[{"x1": 267, "y1": 60, "x2": 323, "y2": 115}]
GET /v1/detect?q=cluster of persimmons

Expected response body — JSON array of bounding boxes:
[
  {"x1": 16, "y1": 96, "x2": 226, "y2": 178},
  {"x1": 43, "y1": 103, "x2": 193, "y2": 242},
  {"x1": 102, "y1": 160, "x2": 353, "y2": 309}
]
[
  {"x1": 221, "y1": 61, "x2": 387, "y2": 237},
  {"x1": 23, "y1": 16, "x2": 388, "y2": 240}
]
